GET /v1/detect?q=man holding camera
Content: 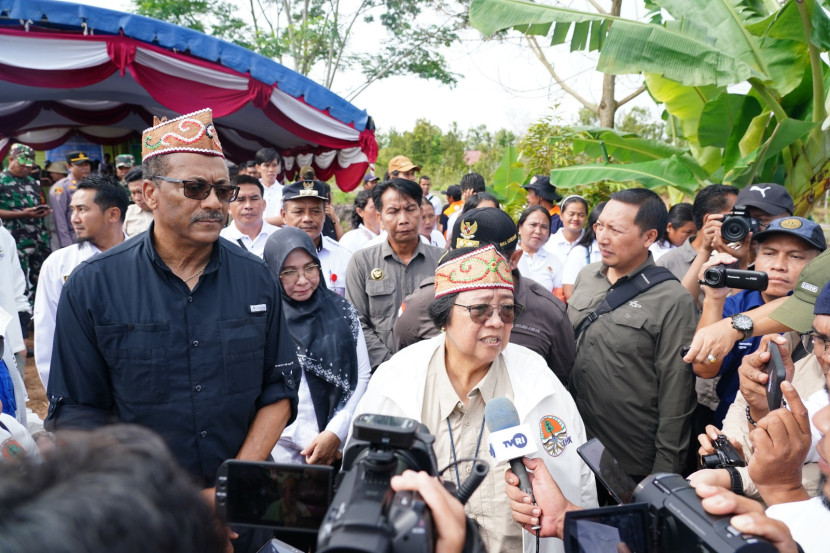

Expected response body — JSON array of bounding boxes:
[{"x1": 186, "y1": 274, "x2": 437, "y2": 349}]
[{"x1": 693, "y1": 217, "x2": 825, "y2": 426}]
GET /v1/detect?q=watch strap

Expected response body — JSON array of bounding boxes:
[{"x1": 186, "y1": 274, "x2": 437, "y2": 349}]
[{"x1": 724, "y1": 466, "x2": 744, "y2": 495}]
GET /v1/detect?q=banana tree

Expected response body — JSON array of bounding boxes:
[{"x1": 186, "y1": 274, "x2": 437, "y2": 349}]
[{"x1": 470, "y1": 0, "x2": 830, "y2": 216}]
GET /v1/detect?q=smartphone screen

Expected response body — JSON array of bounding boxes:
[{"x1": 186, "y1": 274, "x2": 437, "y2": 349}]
[
  {"x1": 766, "y1": 342, "x2": 786, "y2": 412},
  {"x1": 563, "y1": 504, "x2": 651, "y2": 553},
  {"x1": 577, "y1": 438, "x2": 637, "y2": 505},
  {"x1": 217, "y1": 461, "x2": 333, "y2": 531}
]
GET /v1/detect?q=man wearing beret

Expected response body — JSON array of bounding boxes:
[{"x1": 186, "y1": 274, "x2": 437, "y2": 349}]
[
  {"x1": 50, "y1": 150, "x2": 91, "y2": 248},
  {"x1": 0, "y1": 143, "x2": 52, "y2": 300},
  {"x1": 45, "y1": 108, "x2": 300, "y2": 553}
]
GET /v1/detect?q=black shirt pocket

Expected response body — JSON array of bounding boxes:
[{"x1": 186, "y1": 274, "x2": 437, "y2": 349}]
[
  {"x1": 219, "y1": 316, "x2": 267, "y2": 394},
  {"x1": 96, "y1": 322, "x2": 170, "y2": 404}
]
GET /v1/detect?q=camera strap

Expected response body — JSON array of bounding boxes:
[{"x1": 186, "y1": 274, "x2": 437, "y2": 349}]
[{"x1": 574, "y1": 266, "x2": 677, "y2": 340}]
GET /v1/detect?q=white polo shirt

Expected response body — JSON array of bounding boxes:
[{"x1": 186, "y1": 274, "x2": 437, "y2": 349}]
[
  {"x1": 34, "y1": 240, "x2": 104, "y2": 386},
  {"x1": 262, "y1": 181, "x2": 284, "y2": 220},
  {"x1": 220, "y1": 220, "x2": 280, "y2": 258}
]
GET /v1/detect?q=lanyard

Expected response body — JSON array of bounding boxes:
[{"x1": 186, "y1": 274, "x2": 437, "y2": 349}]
[{"x1": 446, "y1": 413, "x2": 486, "y2": 490}]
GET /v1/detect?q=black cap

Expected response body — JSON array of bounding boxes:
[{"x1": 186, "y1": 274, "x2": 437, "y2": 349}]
[
  {"x1": 735, "y1": 184, "x2": 793, "y2": 216},
  {"x1": 281, "y1": 179, "x2": 329, "y2": 202},
  {"x1": 522, "y1": 174, "x2": 562, "y2": 202},
  {"x1": 65, "y1": 151, "x2": 90, "y2": 165},
  {"x1": 451, "y1": 207, "x2": 518, "y2": 254}
]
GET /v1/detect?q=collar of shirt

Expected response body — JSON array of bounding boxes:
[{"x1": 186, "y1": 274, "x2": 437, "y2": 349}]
[
  {"x1": 223, "y1": 220, "x2": 277, "y2": 242},
  {"x1": 380, "y1": 236, "x2": 426, "y2": 264},
  {"x1": 597, "y1": 251, "x2": 656, "y2": 284},
  {"x1": 358, "y1": 224, "x2": 378, "y2": 238},
  {"x1": 434, "y1": 344, "x2": 507, "y2": 422},
  {"x1": 144, "y1": 221, "x2": 222, "y2": 279}
]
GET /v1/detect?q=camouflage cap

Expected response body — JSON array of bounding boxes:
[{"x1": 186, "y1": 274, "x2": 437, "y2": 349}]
[
  {"x1": 115, "y1": 154, "x2": 135, "y2": 168},
  {"x1": 10, "y1": 143, "x2": 35, "y2": 167}
]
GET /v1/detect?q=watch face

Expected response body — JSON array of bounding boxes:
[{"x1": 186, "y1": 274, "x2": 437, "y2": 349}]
[{"x1": 733, "y1": 315, "x2": 752, "y2": 332}]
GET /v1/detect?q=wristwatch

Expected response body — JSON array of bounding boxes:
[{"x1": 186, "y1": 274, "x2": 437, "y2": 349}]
[{"x1": 730, "y1": 313, "x2": 753, "y2": 340}]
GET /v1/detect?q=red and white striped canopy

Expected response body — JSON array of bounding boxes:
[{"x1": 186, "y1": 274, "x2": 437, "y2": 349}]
[{"x1": 0, "y1": 0, "x2": 377, "y2": 191}]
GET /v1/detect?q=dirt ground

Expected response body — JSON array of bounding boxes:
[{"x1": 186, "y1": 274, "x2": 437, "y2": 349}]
[{"x1": 23, "y1": 335, "x2": 48, "y2": 421}]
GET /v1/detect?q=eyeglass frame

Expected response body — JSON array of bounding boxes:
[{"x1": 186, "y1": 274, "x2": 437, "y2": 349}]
[
  {"x1": 152, "y1": 175, "x2": 239, "y2": 203},
  {"x1": 799, "y1": 331, "x2": 830, "y2": 356},
  {"x1": 453, "y1": 303, "x2": 525, "y2": 324},
  {"x1": 278, "y1": 263, "x2": 321, "y2": 284}
]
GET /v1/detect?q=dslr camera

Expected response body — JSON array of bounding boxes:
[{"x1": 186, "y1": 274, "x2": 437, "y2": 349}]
[
  {"x1": 702, "y1": 264, "x2": 768, "y2": 291},
  {"x1": 317, "y1": 413, "x2": 486, "y2": 553},
  {"x1": 721, "y1": 205, "x2": 760, "y2": 242},
  {"x1": 701, "y1": 435, "x2": 746, "y2": 469}
]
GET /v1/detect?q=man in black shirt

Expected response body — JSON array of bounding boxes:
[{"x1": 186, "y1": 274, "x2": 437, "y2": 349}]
[{"x1": 45, "y1": 109, "x2": 299, "y2": 552}]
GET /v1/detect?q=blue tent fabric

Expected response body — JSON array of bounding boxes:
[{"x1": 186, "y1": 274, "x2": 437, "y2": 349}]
[{"x1": 0, "y1": 0, "x2": 369, "y2": 131}]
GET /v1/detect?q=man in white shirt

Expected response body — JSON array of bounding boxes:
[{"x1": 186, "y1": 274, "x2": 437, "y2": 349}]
[
  {"x1": 220, "y1": 175, "x2": 278, "y2": 258},
  {"x1": 257, "y1": 148, "x2": 285, "y2": 227},
  {"x1": 123, "y1": 167, "x2": 153, "y2": 237},
  {"x1": 0, "y1": 231, "x2": 29, "y2": 425},
  {"x1": 281, "y1": 179, "x2": 351, "y2": 296},
  {"x1": 34, "y1": 175, "x2": 128, "y2": 386}
]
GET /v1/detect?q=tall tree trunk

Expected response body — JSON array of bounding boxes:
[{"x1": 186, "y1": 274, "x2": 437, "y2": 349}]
[{"x1": 598, "y1": 0, "x2": 623, "y2": 128}]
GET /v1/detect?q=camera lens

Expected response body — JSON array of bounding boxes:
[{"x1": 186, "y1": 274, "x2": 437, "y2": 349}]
[
  {"x1": 701, "y1": 453, "x2": 721, "y2": 469},
  {"x1": 721, "y1": 217, "x2": 750, "y2": 242},
  {"x1": 703, "y1": 267, "x2": 725, "y2": 287}
]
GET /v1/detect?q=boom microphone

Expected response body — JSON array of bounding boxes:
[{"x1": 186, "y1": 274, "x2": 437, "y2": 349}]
[{"x1": 484, "y1": 397, "x2": 538, "y2": 497}]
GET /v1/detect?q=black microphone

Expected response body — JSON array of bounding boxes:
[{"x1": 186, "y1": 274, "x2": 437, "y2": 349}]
[
  {"x1": 455, "y1": 460, "x2": 489, "y2": 505},
  {"x1": 484, "y1": 397, "x2": 537, "y2": 497}
]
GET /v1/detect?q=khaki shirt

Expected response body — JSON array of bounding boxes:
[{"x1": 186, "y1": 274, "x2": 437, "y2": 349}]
[
  {"x1": 656, "y1": 236, "x2": 697, "y2": 279},
  {"x1": 568, "y1": 255, "x2": 697, "y2": 476},
  {"x1": 421, "y1": 347, "x2": 519, "y2": 553},
  {"x1": 394, "y1": 273, "x2": 575, "y2": 383},
  {"x1": 345, "y1": 239, "x2": 443, "y2": 370}
]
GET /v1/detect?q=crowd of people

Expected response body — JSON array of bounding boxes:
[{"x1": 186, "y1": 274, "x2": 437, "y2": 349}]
[{"x1": 0, "y1": 106, "x2": 827, "y2": 553}]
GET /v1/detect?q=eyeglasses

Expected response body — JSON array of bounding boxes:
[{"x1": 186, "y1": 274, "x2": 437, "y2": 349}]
[
  {"x1": 800, "y1": 331, "x2": 830, "y2": 355},
  {"x1": 152, "y1": 176, "x2": 239, "y2": 203},
  {"x1": 454, "y1": 303, "x2": 524, "y2": 324},
  {"x1": 279, "y1": 263, "x2": 320, "y2": 284}
]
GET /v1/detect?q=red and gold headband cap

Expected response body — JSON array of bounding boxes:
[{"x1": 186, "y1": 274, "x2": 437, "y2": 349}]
[
  {"x1": 434, "y1": 244, "x2": 514, "y2": 298},
  {"x1": 142, "y1": 108, "x2": 224, "y2": 162}
]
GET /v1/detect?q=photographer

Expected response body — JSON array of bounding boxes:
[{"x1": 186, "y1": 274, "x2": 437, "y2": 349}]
[{"x1": 692, "y1": 217, "x2": 825, "y2": 426}]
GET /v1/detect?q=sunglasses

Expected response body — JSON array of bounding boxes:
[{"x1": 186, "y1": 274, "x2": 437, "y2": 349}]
[
  {"x1": 153, "y1": 176, "x2": 239, "y2": 203},
  {"x1": 454, "y1": 303, "x2": 524, "y2": 324}
]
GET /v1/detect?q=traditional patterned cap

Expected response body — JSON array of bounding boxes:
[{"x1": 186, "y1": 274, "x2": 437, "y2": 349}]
[
  {"x1": 10, "y1": 143, "x2": 34, "y2": 167},
  {"x1": 115, "y1": 154, "x2": 135, "y2": 168},
  {"x1": 434, "y1": 244, "x2": 514, "y2": 298},
  {"x1": 141, "y1": 108, "x2": 224, "y2": 162}
]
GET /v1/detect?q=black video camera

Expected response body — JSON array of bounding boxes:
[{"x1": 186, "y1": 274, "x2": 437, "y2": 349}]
[
  {"x1": 701, "y1": 435, "x2": 746, "y2": 469},
  {"x1": 567, "y1": 439, "x2": 775, "y2": 553},
  {"x1": 721, "y1": 205, "x2": 760, "y2": 242},
  {"x1": 702, "y1": 265, "x2": 768, "y2": 291},
  {"x1": 317, "y1": 413, "x2": 485, "y2": 553}
]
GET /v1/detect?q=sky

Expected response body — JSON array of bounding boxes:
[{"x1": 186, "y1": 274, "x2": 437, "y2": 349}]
[{"x1": 69, "y1": 0, "x2": 656, "y2": 136}]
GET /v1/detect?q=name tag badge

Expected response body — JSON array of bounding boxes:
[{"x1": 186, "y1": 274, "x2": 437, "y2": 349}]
[{"x1": 249, "y1": 303, "x2": 267, "y2": 313}]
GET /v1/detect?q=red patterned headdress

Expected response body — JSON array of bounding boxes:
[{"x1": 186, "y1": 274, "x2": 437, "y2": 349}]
[
  {"x1": 434, "y1": 244, "x2": 514, "y2": 298},
  {"x1": 141, "y1": 108, "x2": 224, "y2": 162}
]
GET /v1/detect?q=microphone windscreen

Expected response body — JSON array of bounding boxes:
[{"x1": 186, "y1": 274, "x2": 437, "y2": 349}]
[{"x1": 484, "y1": 397, "x2": 520, "y2": 433}]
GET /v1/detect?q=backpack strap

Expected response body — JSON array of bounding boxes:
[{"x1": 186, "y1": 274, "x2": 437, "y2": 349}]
[{"x1": 575, "y1": 266, "x2": 677, "y2": 339}]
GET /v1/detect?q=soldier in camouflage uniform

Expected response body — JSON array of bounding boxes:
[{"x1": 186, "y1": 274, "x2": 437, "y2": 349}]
[
  {"x1": 0, "y1": 144, "x2": 53, "y2": 300},
  {"x1": 114, "y1": 153, "x2": 135, "y2": 184}
]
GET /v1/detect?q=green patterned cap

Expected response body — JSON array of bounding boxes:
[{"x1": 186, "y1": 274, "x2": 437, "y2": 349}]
[
  {"x1": 115, "y1": 154, "x2": 135, "y2": 167},
  {"x1": 10, "y1": 143, "x2": 35, "y2": 167}
]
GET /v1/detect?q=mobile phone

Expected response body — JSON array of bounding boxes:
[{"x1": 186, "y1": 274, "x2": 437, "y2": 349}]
[
  {"x1": 215, "y1": 460, "x2": 333, "y2": 531},
  {"x1": 577, "y1": 438, "x2": 637, "y2": 505},
  {"x1": 766, "y1": 342, "x2": 786, "y2": 411},
  {"x1": 32, "y1": 204, "x2": 49, "y2": 212}
]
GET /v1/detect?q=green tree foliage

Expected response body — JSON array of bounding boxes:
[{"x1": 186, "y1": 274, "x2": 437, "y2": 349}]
[
  {"x1": 133, "y1": 0, "x2": 469, "y2": 96},
  {"x1": 376, "y1": 119, "x2": 516, "y2": 191},
  {"x1": 470, "y1": 0, "x2": 830, "y2": 217}
]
